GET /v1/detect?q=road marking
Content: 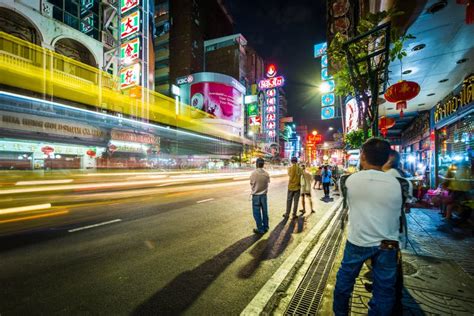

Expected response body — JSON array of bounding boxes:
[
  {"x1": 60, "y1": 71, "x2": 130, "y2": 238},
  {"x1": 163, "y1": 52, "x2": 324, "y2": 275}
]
[
  {"x1": 15, "y1": 179, "x2": 73, "y2": 186},
  {"x1": 0, "y1": 210, "x2": 69, "y2": 224},
  {"x1": 196, "y1": 198, "x2": 214, "y2": 204},
  {"x1": 0, "y1": 203, "x2": 52, "y2": 215},
  {"x1": 68, "y1": 219, "x2": 122, "y2": 233}
]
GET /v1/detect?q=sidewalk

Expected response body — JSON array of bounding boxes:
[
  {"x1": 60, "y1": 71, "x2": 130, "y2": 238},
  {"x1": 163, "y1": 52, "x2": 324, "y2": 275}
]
[{"x1": 318, "y1": 207, "x2": 474, "y2": 315}]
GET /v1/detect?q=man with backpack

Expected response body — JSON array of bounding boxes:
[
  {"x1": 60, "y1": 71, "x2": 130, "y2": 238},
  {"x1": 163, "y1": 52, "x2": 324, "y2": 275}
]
[{"x1": 333, "y1": 138, "x2": 409, "y2": 316}]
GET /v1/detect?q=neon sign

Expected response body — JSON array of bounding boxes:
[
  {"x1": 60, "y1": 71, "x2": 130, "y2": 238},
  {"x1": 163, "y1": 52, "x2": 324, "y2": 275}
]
[
  {"x1": 121, "y1": 0, "x2": 139, "y2": 14},
  {"x1": 120, "y1": 11, "x2": 140, "y2": 39},
  {"x1": 120, "y1": 63, "x2": 141, "y2": 89},
  {"x1": 321, "y1": 106, "x2": 335, "y2": 120},
  {"x1": 258, "y1": 76, "x2": 285, "y2": 89},
  {"x1": 120, "y1": 38, "x2": 140, "y2": 65},
  {"x1": 266, "y1": 64, "x2": 277, "y2": 78}
]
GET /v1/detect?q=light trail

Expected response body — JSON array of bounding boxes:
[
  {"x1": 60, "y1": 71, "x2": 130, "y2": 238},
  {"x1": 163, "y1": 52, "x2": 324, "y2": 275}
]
[
  {"x1": 15, "y1": 180, "x2": 74, "y2": 186},
  {"x1": 0, "y1": 210, "x2": 69, "y2": 224},
  {"x1": 0, "y1": 203, "x2": 52, "y2": 215}
]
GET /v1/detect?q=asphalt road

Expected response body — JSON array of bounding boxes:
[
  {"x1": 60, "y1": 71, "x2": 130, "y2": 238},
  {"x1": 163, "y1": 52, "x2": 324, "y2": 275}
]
[{"x1": 0, "y1": 176, "x2": 338, "y2": 315}]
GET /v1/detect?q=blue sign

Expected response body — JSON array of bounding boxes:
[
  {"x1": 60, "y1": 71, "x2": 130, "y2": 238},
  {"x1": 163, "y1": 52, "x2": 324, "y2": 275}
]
[
  {"x1": 314, "y1": 42, "x2": 327, "y2": 58},
  {"x1": 321, "y1": 93, "x2": 335, "y2": 106},
  {"x1": 321, "y1": 55, "x2": 328, "y2": 68},
  {"x1": 321, "y1": 68, "x2": 333, "y2": 81},
  {"x1": 321, "y1": 106, "x2": 335, "y2": 120}
]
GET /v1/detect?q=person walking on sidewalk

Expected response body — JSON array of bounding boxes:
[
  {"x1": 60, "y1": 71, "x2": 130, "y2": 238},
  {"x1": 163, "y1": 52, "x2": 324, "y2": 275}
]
[
  {"x1": 300, "y1": 164, "x2": 315, "y2": 214},
  {"x1": 333, "y1": 138, "x2": 404, "y2": 316},
  {"x1": 250, "y1": 158, "x2": 270, "y2": 234},
  {"x1": 321, "y1": 165, "x2": 332, "y2": 199},
  {"x1": 284, "y1": 157, "x2": 302, "y2": 219},
  {"x1": 313, "y1": 166, "x2": 323, "y2": 190}
]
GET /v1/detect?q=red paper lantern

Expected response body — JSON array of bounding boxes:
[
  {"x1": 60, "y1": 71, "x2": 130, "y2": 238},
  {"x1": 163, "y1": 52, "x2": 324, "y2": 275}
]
[
  {"x1": 384, "y1": 80, "x2": 420, "y2": 117},
  {"x1": 41, "y1": 146, "x2": 54, "y2": 155},
  {"x1": 378, "y1": 116, "x2": 396, "y2": 138},
  {"x1": 86, "y1": 149, "x2": 96, "y2": 157}
]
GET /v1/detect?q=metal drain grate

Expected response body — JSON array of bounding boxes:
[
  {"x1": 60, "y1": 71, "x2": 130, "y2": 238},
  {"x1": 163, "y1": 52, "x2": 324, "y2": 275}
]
[{"x1": 285, "y1": 209, "x2": 347, "y2": 315}]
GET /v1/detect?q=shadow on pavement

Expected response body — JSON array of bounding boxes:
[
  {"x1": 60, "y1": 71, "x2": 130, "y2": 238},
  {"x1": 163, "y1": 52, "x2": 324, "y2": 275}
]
[
  {"x1": 237, "y1": 217, "x2": 299, "y2": 279},
  {"x1": 132, "y1": 234, "x2": 262, "y2": 315}
]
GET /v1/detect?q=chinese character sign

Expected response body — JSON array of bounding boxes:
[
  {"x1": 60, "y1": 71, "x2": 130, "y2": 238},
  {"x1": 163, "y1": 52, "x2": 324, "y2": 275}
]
[
  {"x1": 121, "y1": 0, "x2": 139, "y2": 14},
  {"x1": 120, "y1": 11, "x2": 140, "y2": 39},
  {"x1": 120, "y1": 64, "x2": 141, "y2": 89},
  {"x1": 120, "y1": 38, "x2": 140, "y2": 64}
]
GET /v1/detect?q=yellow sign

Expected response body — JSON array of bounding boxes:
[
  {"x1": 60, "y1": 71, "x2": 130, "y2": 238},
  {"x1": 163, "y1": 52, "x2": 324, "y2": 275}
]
[{"x1": 434, "y1": 74, "x2": 473, "y2": 124}]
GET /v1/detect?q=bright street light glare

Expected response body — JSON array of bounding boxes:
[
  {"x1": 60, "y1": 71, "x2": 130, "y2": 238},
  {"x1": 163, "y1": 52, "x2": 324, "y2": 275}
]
[{"x1": 319, "y1": 82, "x2": 331, "y2": 93}]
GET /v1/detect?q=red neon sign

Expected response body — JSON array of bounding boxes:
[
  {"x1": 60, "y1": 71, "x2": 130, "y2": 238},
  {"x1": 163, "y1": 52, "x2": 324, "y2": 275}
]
[
  {"x1": 266, "y1": 64, "x2": 277, "y2": 78},
  {"x1": 307, "y1": 134, "x2": 323, "y2": 144},
  {"x1": 258, "y1": 76, "x2": 285, "y2": 89}
]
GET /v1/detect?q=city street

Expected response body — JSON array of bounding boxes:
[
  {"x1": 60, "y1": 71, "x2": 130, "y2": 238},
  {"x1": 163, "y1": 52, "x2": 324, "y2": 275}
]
[{"x1": 0, "y1": 175, "x2": 338, "y2": 315}]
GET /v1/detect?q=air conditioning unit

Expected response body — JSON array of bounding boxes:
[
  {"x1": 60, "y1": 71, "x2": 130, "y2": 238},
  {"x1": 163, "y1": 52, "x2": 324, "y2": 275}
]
[{"x1": 101, "y1": 31, "x2": 116, "y2": 49}]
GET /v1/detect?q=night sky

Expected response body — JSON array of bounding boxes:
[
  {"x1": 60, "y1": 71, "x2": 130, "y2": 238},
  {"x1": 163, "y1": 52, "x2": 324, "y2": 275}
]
[{"x1": 226, "y1": 0, "x2": 342, "y2": 137}]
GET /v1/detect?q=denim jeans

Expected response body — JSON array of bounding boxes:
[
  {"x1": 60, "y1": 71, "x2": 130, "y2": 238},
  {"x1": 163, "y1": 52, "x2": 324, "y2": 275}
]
[
  {"x1": 252, "y1": 194, "x2": 268, "y2": 233},
  {"x1": 323, "y1": 182, "x2": 330, "y2": 197},
  {"x1": 333, "y1": 241, "x2": 398, "y2": 316},
  {"x1": 286, "y1": 190, "x2": 300, "y2": 216}
]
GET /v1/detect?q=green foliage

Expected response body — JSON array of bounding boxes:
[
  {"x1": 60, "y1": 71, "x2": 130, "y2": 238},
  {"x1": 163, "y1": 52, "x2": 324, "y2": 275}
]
[
  {"x1": 328, "y1": 8, "x2": 412, "y2": 97},
  {"x1": 344, "y1": 129, "x2": 366, "y2": 149}
]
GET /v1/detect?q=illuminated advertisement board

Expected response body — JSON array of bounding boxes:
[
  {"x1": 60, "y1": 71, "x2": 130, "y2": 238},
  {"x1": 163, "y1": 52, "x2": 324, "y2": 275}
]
[
  {"x1": 258, "y1": 76, "x2": 285, "y2": 90},
  {"x1": 190, "y1": 82, "x2": 243, "y2": 122},
  {"x1": 345, "y1": 97, "x2": 359, "y2": 132},
  {"x1": 120, "y1": 38, "x2": 140, "y2": 65},
  {"x1": 120, "y1": 11, "x2": 140, "y2": 39},
  {"x1": 120, "y1": 63, "x2": 141, "y2": 89},
  {"x1": 321, "y1": 106, "x2": 335, "y2": 120},
  {"x1": 120, "y1": 0, "x2": 139, "y2": 14}
]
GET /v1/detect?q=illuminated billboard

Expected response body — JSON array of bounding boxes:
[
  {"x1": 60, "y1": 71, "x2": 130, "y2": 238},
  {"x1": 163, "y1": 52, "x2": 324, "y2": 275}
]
[
  {"x1": 120, "y1": 11, "x2": 140, "y2": 39},
  {"x1": 120, "y1": 0, "x2": 139, "y2": 14},
  {"x1": 258, "y1": 76, "x2": 285, "y2": 90},
  {"x1": 120, "y1": 63, "x2": 141, "y2": 89},
  {"x1": 190, "y1": 82, "x2": 243, "y2": 122},
  {"x1": 120, "y1": 38, "x2": 140, "y2": 65}
]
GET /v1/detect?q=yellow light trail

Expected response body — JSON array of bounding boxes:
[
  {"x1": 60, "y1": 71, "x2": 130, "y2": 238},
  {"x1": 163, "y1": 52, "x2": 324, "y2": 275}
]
[
  {"x1": 0, "y1": 203, "x2": 52, "y2": 215},
  {"x1": 0, "y1": 210, "x2": 69, "y2": 224}
]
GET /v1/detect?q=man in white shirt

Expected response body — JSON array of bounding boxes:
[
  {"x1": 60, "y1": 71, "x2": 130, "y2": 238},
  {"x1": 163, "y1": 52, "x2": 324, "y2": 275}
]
[
  {"x1": 333, "y1": 138, "x2": 402, "y2": 316},
  {"x1": 250, "y1": 158, "x2": 270, "y2": 234}
]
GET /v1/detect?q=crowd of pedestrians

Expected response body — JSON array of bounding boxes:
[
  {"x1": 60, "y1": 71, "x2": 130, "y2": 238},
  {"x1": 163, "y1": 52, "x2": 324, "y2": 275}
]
[{"x1": 249, "y1": 137, "x2": 414, "y2": 316}]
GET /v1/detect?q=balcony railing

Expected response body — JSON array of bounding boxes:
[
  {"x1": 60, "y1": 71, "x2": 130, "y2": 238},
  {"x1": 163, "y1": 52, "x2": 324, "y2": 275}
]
[{"x1": 0, "y1": 31, "x2": 243, "y2": 143}]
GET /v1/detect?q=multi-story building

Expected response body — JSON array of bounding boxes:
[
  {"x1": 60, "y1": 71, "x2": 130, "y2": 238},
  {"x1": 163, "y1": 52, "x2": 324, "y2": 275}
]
[
  {"x1": 153, "y1": 0, "x2": 234, "y2": 95},
  {"x1": 0, "y1": 0, "x2": 246, "y2": 170}
]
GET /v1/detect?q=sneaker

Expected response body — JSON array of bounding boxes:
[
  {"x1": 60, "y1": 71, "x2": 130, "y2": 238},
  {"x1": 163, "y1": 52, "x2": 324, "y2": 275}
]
[
  {"x1": 311, "y1": 209, "x2": 316, "y2": 213},
  {"x1": 292, "y1": 214, "x2": 298, "y2": 220},
  {"x1": 299, "y1": 209, "x2": 306, "y2": 214},
  {"x1": 283, "y1": 213, "x2": 289, "y2": 218},
  {"x1": 253, "y1": 228, "x2": 264, "y2": 234}
]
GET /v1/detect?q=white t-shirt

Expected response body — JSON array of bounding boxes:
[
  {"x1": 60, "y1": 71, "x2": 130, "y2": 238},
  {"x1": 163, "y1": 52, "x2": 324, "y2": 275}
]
[{"x1": 346, "y1": 169, "x2": 402, "y2": 247}]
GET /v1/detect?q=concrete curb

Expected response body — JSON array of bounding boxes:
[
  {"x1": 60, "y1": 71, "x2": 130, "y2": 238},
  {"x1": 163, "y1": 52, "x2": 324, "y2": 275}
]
[{"x1": 241, "y1": 198, "x2": 343, "y2": 316}]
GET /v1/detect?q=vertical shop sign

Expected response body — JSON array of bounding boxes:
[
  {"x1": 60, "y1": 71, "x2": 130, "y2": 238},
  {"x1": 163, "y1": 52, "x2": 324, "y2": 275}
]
[
  {"x1": 258, "y1": 66, "x2": 285, "y2": 142},
  {"x1": 120, "y1": 38, "x2": 140, "y2": 64}
]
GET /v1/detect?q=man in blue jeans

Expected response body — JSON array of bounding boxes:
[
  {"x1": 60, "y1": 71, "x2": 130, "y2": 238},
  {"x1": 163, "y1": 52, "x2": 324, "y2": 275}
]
[
  {"x1": 250, "y1": 158, "x2": 270, "y2": 234},
  {"x1": 334, "y1": 138, "x2": 403, "y2": 315}
]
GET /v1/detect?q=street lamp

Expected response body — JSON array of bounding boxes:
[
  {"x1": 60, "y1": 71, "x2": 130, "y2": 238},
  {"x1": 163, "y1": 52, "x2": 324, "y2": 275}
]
[
  {"x1": 312, "y1": 130, "x2": 318, "y2": 136},
  {"x1": 318, "y1": 82, "x2": 331, "y2": 94},
  {"x1": 328, "y1": 126, "x2": 334, "y2": 131}
]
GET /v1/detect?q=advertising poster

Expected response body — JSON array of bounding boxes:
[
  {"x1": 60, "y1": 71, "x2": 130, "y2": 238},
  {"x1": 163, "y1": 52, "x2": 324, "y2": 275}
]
[{"x1": 190, "y1": 82, "x2": 242, "y2": 123}]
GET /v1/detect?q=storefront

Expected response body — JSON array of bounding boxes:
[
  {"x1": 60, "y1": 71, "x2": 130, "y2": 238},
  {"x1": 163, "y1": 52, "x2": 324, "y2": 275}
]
[
  {"x1": 431, "y1": 74, "x2": 473, "y2": 188},
  {"x1": 0, "y1": 91, "x2": 243, "y2": 170},
  {"x1": 400, "y1": 111, "x2": 431, "y2": 184}
]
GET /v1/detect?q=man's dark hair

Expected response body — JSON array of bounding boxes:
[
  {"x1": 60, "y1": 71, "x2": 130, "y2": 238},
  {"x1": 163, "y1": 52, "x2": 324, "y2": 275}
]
[
  {"x1": 291, "y1": 157, "x2": 298, "y2": 163},
  {"x1": 256, "y1": 158, "x2": 265, "y2": 168},
  {"x1": 387, "y1": 149, "x2": 401, "y2": 169},
  {"x1": 361, "y1": 138, "x2": 391, "y2": 167}
]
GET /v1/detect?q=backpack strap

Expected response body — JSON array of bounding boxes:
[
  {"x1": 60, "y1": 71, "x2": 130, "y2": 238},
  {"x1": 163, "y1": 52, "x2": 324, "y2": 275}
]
[
  {"x1": 339, "y1": 174, "x2": 351, "y2": 229},
  {"x1": 395, "y1": 177, "x2": 411, "y2": 248}
]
